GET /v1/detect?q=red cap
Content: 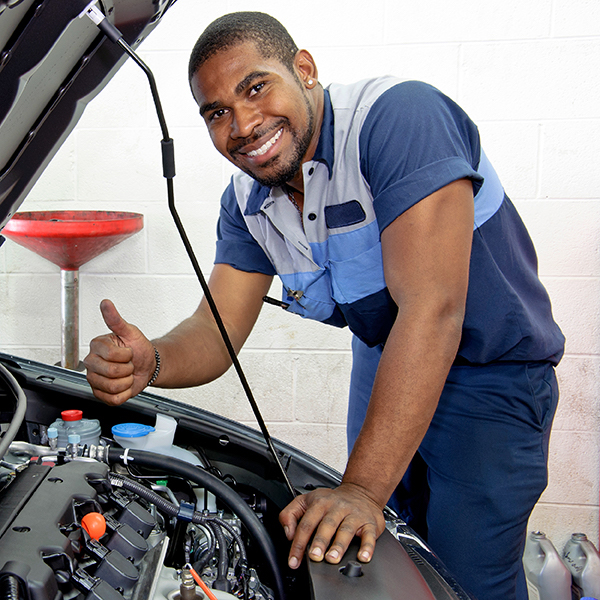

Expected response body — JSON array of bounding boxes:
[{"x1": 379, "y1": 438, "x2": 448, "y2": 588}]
[
  {"x1": 81, "y1": 512, "x2": 107, "y2": 540},
  {"x1": 61, "y1": 410, "x2": 83, "y2": 421}
]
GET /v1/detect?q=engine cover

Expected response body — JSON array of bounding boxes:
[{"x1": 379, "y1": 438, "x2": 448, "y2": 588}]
[{"x1": 0, "y1": 460, "x2": 111, "y2": 599}]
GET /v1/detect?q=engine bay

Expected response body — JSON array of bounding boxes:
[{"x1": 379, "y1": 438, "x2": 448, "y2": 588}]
[
  {"x1": 0, "y1": 443, "x2": 284, "y2": 600},
  {"x1": 0, "y1": 358, "x2": 312, "y2": 600},
  {"x1": 0, "y1": 354, "x2": 472, "y2": 600}
]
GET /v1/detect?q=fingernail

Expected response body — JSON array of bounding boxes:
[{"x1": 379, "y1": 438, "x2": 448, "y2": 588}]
[
  {"x1": 310, "y1": 547, "x2": 323, "y2": 559},
  {"x1": 360, "y1": 550, "x2": 370, "y2": 561},
  {"x1": 289, "y1": 556, "x2": 298, "y2": 569},
  {"x1": 327, "y1": 549, "x2": 339, "y2": 560},
  {"x1": 283, "y1": 525, "x2": 290, "y2": 539}
]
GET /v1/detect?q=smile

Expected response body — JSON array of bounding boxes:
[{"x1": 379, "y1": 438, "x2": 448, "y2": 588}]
[{"x1": 246, "y1": 128, "x2": 283, "y2": 157}]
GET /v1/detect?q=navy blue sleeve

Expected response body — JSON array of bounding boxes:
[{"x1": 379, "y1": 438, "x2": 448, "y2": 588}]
[
  {"x1": 359, "y1": 81, "x2": 484, "y2": 232},
  {"x1": 214, "y1": 182, "x2": 277, "y2": 275}
]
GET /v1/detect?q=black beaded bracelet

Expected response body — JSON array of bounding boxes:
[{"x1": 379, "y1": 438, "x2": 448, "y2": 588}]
[{"x1": 147, "y1": 346, "x2": 161, "y2": 386}]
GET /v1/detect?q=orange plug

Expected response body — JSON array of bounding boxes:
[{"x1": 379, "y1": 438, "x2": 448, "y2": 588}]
[{"x1": 81, "y1": 512, "x2": 107, "y2": 540}]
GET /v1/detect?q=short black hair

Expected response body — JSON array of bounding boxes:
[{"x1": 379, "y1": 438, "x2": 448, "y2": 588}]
[{"x1": 188, "y1": 12, "x2": 299, "y2": 81}]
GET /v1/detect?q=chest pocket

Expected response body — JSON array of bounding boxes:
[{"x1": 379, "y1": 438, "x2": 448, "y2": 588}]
[
  {"x1": 325, "y1": 219, "x2": 387, "y2": 305},
  {"x1": 324, "y1": 200, "x2": 366, "y2": 229}
]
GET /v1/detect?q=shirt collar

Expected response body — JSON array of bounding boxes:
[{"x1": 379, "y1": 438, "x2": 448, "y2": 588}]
[
  {"x1": 245, "y1": 89, "x2": 335, "y2": 216},
  {"x1": 312, "y1": 88, "x2": 334, "y2": 178}
]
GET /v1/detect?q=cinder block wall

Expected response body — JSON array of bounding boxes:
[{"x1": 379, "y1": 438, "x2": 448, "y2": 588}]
[{"x1": 1, "y1": 0, "x2": 599, "y2": 553}]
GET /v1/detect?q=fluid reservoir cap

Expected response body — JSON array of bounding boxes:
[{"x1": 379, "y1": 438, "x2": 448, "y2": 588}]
[
  {"x1": 81, "y1": 512, "x2": 107, "y2": 540},
  {"x1": 61, "y1": 409, "x2": 83, "y2": 421},
  {"x1": 112, "y1": 423, "x2": 155, "y2": 438}
]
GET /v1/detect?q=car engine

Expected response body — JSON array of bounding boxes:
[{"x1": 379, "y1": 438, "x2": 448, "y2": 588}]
[
  {"x1": 0, "y1": 442, "x2": 286, "y2": 600},
  {"x1": 0, "y1": 357, "x2": 304, "y2": 600}
]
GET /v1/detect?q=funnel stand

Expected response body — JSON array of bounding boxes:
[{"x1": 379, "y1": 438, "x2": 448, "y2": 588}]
[{"x1": 61, "y1": 269, "x2": 80, "y2": 370}]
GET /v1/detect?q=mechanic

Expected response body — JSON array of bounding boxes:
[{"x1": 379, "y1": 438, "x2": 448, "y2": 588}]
[{"x1": 83, "y1": 12, "x2": 565, "y2": 600}]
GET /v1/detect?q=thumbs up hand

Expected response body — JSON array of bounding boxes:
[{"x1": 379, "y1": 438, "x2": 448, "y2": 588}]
[{"x1": 84, "y1": 299, "x2": 157, "y2": 405}]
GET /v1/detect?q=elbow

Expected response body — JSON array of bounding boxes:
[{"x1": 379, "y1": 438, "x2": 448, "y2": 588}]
[
  {"x1": 436, "y1": 297, "x2": 466, "y2": 356},
  {"x1": 398, "y1": 293, "x2": 466, "y2": 351},
  {"x1": 439, "y1": 291, "x2": 466, "y2": 332}
]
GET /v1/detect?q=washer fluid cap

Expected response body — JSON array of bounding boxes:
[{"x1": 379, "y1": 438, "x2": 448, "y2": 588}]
[
  {"x1": 112, "y1": 423, "x2": 155, "y2": 438},
  {"x1": 61, "y1": 409, "x2": 83, "y2": 421}
]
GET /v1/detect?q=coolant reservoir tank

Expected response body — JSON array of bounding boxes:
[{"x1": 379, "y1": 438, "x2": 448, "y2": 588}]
[
  {"x1": 49, "y1": 410, "x2": 101, "y2": 449},
  {"x1": 112, "y1": 413, "x2": 200, "y2": 465}
]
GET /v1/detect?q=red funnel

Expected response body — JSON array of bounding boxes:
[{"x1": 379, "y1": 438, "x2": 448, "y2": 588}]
[
  {"x1": 2, "y1": 210, "x2": 144, "y2": 270},
  {"x1": 3, "y1": 210, "x2": 144, "y2": 370}
]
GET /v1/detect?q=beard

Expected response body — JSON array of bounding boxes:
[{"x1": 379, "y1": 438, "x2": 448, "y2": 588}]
[{"x1": 230, "y1": 96, "x2": 315, "y2": 188}]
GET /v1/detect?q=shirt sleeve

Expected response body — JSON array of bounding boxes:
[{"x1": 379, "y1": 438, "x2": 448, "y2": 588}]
[
  {"x1": 214, "y1": 182, "x2": 277, "y2": 275},
  {"x1": 359, "y1": 81, "x2": 484, "y2": 233}
]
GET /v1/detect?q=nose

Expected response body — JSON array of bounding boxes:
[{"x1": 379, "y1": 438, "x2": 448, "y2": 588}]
[{"x1": 231, "y1": 104, "x2": 262, "y2": 139}]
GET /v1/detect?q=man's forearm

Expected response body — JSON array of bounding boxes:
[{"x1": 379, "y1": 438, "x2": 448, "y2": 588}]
[{"x1": 150, "y1": 307, "x2": 234, "y2": 389}]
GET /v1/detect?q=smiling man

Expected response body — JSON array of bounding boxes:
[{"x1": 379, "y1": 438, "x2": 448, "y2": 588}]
[{"x1": 84, "y1": 12, "x2": 565, "y2": 600}]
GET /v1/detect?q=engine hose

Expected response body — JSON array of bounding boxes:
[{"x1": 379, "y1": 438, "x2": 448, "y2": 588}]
[
  {"x1": 109, "y1": 473, "x2": 247, "y2": 563},
  {"x1": 192, "y1": 524, "x2": 216, "y2": 572},
  {"x1": 107, "y1": 448, "x2": 286, "y2": 600},
  {"x1": 202, "y1": 515, "x2": 247, "y2": 565},
  {"x1": 110, "y1": 473, "x2": 178, "y2": 517},
  {"x1": 207, "y1": 521, "x2": 229, "y2": 590},
  {"x1": 0, "y1": 575, "x2": 24, "y2": 600},
  {"x1": 0, "y1": 362, "x2": 28, "y2": 461}
]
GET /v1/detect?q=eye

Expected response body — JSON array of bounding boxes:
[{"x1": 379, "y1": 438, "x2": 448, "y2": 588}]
[
  {"x1": 208, "y1": 108, "x2": 228, "y2": 122},
  {"x1": 249, "y1": 82, "x2": 266, "y2": 97}
]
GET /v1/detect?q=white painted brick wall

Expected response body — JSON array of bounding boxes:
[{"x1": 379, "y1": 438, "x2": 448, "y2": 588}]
[{"x1": 1, "y1": 0, "x2": 599, "y2": 558}]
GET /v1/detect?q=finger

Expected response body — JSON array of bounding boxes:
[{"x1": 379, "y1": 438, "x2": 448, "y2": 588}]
[
  {"x1": 90, "y1": 385, "x2": 134, "y2": 406},
  {"x1": 322, "y1": 519, "x2": 360, "y2": 564},
  {"x1": 279, "y1": 495, "x2": 309, "y2": 541},
  {"x1": 355, "y1": 524, "x2": 378, "y2": 563},
  {"x1": 86, "y1": 369, "x2": 134, "y2": 395},
  {"x1": 287, "y1": 502, "x2": 334, "y2": 568},
  {"x1": 83, "y1": 351, "x2": 133, "y2": 378},
  {"x1": 86, "y1": 370, "x2": 135, "y2": 404},
  {"x1": 308, "y1": 511, "x2": 349, "y2": 563},
  {"x1": 322, "y1": 519, "x2": 378, "y2": 565},
  {"x1": 100, "y1": 299, "x2": 135, "y2": 341}
]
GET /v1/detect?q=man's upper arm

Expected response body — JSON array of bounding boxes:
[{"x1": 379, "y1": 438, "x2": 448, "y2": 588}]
[{"x1": 380, "y1": 178, "x2": 474, "y2": 319}]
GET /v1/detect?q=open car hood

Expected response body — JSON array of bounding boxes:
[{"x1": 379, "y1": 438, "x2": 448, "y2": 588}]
[{"x1": 0, "y1": 0, "x2": 174, "y2": 231}]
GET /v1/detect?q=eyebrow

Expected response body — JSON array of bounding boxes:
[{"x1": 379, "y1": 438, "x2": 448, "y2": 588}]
[
  {"x1": 199, "y1": 70, "x2": 272, "y2": 118},
  {"x1": 235, "y1": 70, "x2": 271, "y2": 95}
]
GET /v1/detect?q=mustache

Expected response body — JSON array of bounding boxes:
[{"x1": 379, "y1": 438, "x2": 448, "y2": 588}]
[{"x1": 229, "y1": 119, "x2": 289, "y2": 156}]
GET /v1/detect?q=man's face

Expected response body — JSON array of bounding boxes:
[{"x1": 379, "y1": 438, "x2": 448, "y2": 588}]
[{"x1": 190, "y1": 42, "x2": 315, "y2": 188}]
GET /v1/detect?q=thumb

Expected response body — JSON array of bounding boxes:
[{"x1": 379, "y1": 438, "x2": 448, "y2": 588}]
[{"x1": 99, "y1": 299, "x2": 134, "y2": 341}]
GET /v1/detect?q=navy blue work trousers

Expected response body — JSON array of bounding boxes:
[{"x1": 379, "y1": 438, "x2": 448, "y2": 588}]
[{"x1": 347, "y1": 336, "x2": 559, "y2": 600}]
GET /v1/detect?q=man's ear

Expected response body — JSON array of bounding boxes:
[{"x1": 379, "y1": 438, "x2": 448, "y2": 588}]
[{"x1": 294, "y1": 49, "x2": 319, "y2": 87}]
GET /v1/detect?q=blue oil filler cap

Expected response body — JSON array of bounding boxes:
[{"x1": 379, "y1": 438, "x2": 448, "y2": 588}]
[{"x1": 112, "y1": 423, "x2": 155, "y2": 438}]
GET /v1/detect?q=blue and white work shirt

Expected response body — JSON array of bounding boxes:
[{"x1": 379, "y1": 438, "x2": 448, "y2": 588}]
[{"x1": 215, "y1": 77, "x2": 565, "y2": 365}]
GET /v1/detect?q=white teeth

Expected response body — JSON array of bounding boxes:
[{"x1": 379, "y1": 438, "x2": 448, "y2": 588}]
[{"x1": 247, "y1": 129, "x2": 282, "y2": 157}]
